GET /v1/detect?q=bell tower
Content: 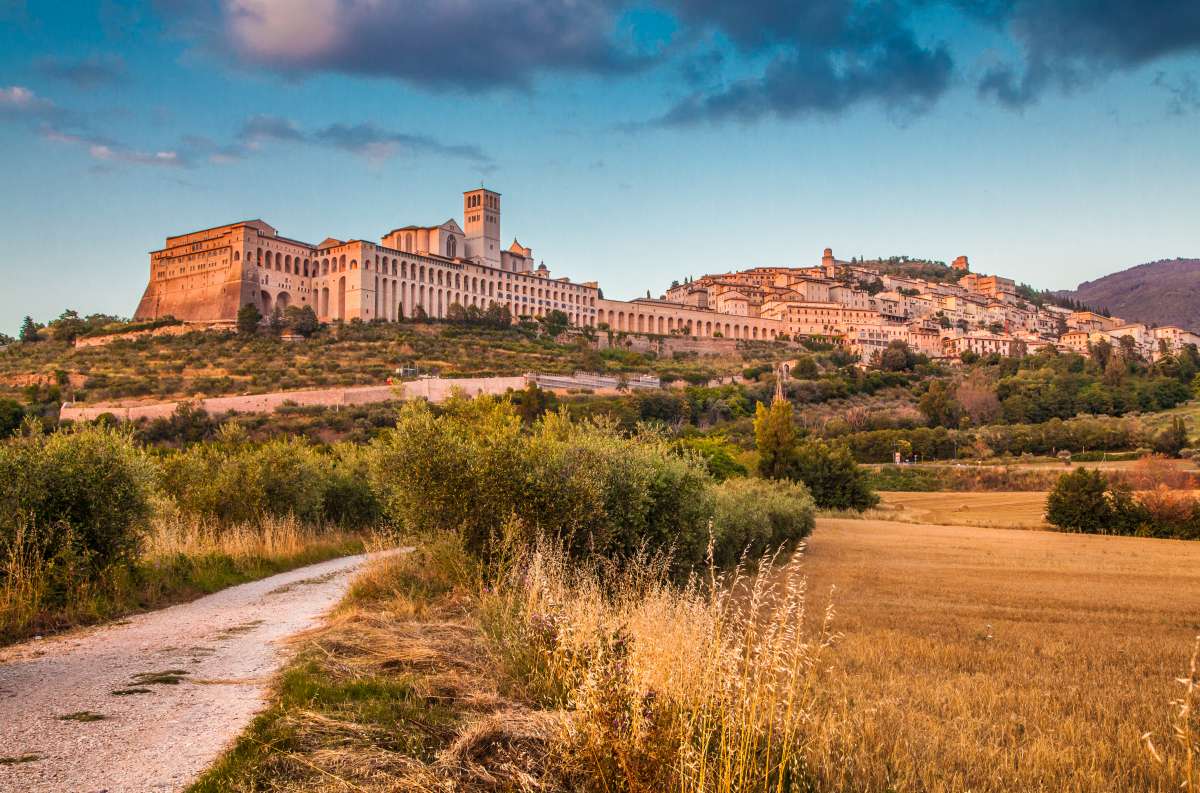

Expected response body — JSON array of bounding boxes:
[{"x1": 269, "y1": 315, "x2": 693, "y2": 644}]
[{"x1": 463, "y1": 187, "x2": 501, "y2": 268}]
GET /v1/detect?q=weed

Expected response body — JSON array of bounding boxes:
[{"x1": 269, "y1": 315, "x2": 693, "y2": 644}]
[{"x1": 59, "y1": 710, "x2": 106, "y2": 722}]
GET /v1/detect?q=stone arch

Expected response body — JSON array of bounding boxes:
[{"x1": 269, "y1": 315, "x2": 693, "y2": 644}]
[
  {"x1": 276, "y1": 291, "x2": 290, "y2": 310},
  {"x1": 337, "y1": 276, "x2": 346, "y2": 320},
  {"x1": 260, "y1": 290, "x2": 272, "y2": 315}
]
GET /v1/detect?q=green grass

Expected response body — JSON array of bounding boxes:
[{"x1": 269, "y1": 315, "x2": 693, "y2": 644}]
[{"x1": 187, "y1": 660, "x2": 459, "y2": 792}]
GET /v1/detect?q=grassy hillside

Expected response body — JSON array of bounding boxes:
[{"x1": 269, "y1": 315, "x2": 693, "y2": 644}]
[
  {"x1": 1060, "y1": 257, "x2": 1200, "y2": 331},
  {"x1": 0, "y1": 321, "x2": 793, "y2": 405}
]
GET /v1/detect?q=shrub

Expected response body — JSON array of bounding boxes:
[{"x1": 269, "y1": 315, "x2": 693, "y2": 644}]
[
  {"x1": 710, "y1": 478, "x2": 815, "y2": 567},
  {"x1": 0, "y1": 398, "x2": 22, "y2": 438},
  {"x1": 159, "y1": 430, "x2": 333, "y2": 525},
  {"x1": 788, "y1": 439, "x2": 879, "y2": 511},
  {"x1": 1046, "y1": 468, "x2": 1112, "y2": 533},
  {"x1": 369, "y1": 396, "x2": 722, "y2": 574},
  {"x1": 0, "y1": 424, "x2": 156, "y2": 576}
]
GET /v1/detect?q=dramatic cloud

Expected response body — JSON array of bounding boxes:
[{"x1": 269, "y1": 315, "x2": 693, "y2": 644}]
[
  {"x1": 219, "y1": 0, "x2": 646, "y2": 89},
  {"x1": 658, "y1": 0, "x2": 954, "y2": 124},
  {"x1": 36, "y1": 54, "x2": 128, "y2": 89},
  {"x1": 974, "y1": 0, "x2": 1200, "y2": 108},
  {"x1": 156, "y1": 0, "x2": 1200, "y2": 124}
]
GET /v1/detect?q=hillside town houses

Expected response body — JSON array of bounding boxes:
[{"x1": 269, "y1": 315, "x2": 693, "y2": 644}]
[{"x1": 134, "y1": 187, "x2": 1199, "y2": 364}]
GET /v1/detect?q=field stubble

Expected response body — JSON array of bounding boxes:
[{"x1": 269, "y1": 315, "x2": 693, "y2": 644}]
[{"x1": 801, "y1": 517, "x2": 1200, "y2": 792}]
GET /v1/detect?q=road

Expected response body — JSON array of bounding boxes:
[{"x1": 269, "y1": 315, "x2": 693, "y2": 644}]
[{"x1": 0, "y1": 552, "x2": 381, "y2": 793}]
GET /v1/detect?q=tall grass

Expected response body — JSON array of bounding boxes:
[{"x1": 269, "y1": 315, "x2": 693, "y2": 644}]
[
  {"x1": 479, "y1": 533, "x2": 836, "y2": 792},
  {"x1": 1, "y1": 511, "x2": 361, "y2": 644},
  {"x1": 1145, "y1": 636, "x2": 1200, "y2": 792}
]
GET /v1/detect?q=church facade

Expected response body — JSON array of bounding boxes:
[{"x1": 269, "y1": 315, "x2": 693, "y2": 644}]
[{"x1": 133, "y1": 187, "x2": 787, "y2": 340}]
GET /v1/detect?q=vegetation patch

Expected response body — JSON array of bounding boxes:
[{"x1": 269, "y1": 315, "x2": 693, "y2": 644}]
[{"x1": 59, "y1": 710, "x2": 106, "y2": 722}]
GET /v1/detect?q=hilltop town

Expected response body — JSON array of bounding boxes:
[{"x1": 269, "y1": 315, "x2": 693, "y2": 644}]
[{"x1": 135, "y1": 186, "x2": 1199, "y2": 365}]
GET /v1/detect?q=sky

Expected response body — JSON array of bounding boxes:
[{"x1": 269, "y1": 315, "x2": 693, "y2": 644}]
[{"x1": 1, "y1": 0, "x2": 1198, "y2": 336}]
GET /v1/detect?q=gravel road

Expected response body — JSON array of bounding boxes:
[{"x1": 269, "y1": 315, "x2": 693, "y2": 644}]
[{"x1": 0, "y1": 552, "x2": 382, "y2": 793}]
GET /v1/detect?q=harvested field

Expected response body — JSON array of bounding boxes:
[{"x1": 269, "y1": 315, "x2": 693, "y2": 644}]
[
  {"x1": 801, "y1": 518, "x2": 1200, "y2": 793},
  {"x1": 878, "y1": 490, "x2": 1050, "y2": 528}
]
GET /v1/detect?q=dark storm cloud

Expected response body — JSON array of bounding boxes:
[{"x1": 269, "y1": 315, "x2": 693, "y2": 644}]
[
  {"x1": 156, "y1": 0, "x2": 1200, "y2": 124},
  {"x1": 972, "y1": 0, "x2": 1200, "y2": 108},
  {"x1": 36, "y1": 54, "x2": 128, "y2": 89},
  {"x1": 658, "y1": 0, "x2": 954, "y2": 124}
]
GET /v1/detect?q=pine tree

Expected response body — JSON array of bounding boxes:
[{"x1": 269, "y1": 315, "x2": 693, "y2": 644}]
[{"x1": 19, "y1": 316, "x2": 38, "y2": 342}]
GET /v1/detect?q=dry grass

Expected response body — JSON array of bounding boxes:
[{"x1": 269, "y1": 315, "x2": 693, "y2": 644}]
[
  {"x1": 193, "y1": 518, "x2": 1200, "y2": 793},
  {"x1": 0, "y1": 513, "x2": 363, "y2": 645},
  {"x1": 192, "y1": 532, "x2": 835, "y2": 792},
  {"x1": 800, "y1": 517, "x2": 1200, "y2": 793}
]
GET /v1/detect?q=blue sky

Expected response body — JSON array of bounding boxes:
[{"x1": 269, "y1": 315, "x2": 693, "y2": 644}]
[{"x1": 1, "y1": 0, "x2": 1198, "y2": 336}]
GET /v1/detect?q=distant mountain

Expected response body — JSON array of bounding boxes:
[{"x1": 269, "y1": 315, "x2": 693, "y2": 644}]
[{"x1": 1057, "y1": 258, "x2": 1200, "y2": 332}]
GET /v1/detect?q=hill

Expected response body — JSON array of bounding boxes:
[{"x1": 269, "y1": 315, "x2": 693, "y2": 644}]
[{"x1": 1058, "y1": 258, "x2": 1200, "y2": 331}]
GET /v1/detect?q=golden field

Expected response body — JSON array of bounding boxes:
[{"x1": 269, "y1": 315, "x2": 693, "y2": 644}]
[
  {"x1": 801, "y1": 517, "x2": 1200, "y2": 793},
  {"x1": 877, "y1": 490, "x2": 1052, "y2": 528}
]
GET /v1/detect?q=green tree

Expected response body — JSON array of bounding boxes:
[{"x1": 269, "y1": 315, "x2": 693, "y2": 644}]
[
  {"x1": 0, "y1": 398, "x2": 23, "y2": 438},
  {"x1": 787, "y1": 439, "x2": 878, "y2": 511},
  {"x1": 19, "y1": 316, "x2": 39, "y2": 342},
  {"x1": 754, "y1": 397, "x2": 796, "y2": 479},
  {"x1": 1154, "y1": 416, "x2": 1190, "y2": 457},
  {"x1": 877, "y1": 340, "x2": 916, "y2": 371},
  {"x1": 918, "y1": 380, "x2": 963, "y2": 428},
  {"x1": 237, "y1": 303, "x2": 262, "y2": 335},
  {"x1": 446, "y1": 302, "x2": 467, "y2": 322},
  {"x1": 483, "y1": 302, "x2": 512, "y2": 329},
  {"x1": 283, "y1": 305, "x2": 319, "y2": 336},
  {"x1": 1045, "y1": 468, "x2": 1111, "y2": 533},
  {"x1": 539, "y1": 309, "x2": 570, "y2": 338},
  {"x1": 48, "y1": 310, "x2": 87, "y2": 342},
  {"x1": 267, "y1": 306, "x2": 284, "y2": 335}
]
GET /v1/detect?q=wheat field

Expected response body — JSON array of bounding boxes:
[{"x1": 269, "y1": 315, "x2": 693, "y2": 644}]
[{"x1": 800, "y1": 517, "x2": 1200, "y2": 792}]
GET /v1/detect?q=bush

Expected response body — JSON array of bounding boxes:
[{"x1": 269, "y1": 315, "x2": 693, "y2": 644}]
[
  {"x1": 1045, "y1": 468, "x2": 1112, "y2": 533},
  {"x1": 710, "y1": 478, "x2": 815, "y2": 567},
  {"x1": 788, "y1": 440, "x2": 879, "y2": 511},
  {"x1": 159, "y1": 428, "x2": 341, "y2": 525},
  {"x1": 369, "y1": 396, "x2": 782, "y2": 575},
  {"x1": 0, "y1": 425, "x2": 156, "y2": 576}
]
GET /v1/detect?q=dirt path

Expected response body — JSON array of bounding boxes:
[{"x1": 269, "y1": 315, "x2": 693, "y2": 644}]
[{"x1": 0, "y1": 552, "x2": 386, "y2": 793}]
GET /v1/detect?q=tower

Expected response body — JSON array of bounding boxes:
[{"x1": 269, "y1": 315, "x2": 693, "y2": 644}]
[
  {"x1": 463, "y1": 187, "x2": 501, "y2": 268},
  {"x1": 952, "y1": 255, "x2": 970, "y2": 273}
]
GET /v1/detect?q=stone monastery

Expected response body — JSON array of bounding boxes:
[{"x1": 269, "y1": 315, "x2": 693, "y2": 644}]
[{"x1": 135, "y1": 187, "x2": 1199, "y2": 363}]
